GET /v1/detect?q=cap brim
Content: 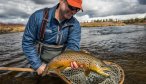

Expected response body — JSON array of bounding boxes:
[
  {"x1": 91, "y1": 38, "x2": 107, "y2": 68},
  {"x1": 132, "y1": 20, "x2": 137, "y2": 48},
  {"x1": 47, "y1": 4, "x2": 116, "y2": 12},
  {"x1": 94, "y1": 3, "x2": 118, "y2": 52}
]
[{"x1": 67, "y1": 0, "x2": 83, "y2": 12}]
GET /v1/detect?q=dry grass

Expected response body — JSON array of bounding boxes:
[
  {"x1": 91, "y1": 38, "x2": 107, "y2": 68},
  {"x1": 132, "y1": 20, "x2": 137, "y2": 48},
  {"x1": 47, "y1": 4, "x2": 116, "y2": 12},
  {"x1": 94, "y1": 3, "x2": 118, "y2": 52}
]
[
  {"x1": 0, "y1": 21, "x2": 127, "y2": 34},
  {"x1": 0, "y1": 23, "x2": 25, "y2": 34},
  {"x1": 80, "y1": 22, "x2": 126, "y2": 27}
]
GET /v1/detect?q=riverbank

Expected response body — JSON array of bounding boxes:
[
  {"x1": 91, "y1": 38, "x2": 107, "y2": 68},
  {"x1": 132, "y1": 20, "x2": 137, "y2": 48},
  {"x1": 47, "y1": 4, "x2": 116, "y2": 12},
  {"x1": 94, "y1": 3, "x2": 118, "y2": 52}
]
[
  {"x1": 129, "y1": 22, "x2": 146, "y2": 25},
  {"x1": 0, "y1": 21, "x2": 145, "y2": 34},
  {"x1": 0, "y1": 23, "x2": 25, "y2": 34},
  {"x1": 80, "y1": 22, "x2": 126, "y2": 27}
]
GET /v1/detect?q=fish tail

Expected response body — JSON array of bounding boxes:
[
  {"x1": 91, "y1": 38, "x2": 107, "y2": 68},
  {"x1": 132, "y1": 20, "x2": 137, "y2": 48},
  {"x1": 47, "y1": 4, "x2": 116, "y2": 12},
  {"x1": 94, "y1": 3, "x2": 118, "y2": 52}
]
[
  {"x1": 103, "y1": 67, "x2": 110, "y2": 71},
  {"x1": 96, "y1": 69, "x2": 109, "y2": 77},
  {"x1": 92, "y1": 67, "x2": 109, "y2": 77}
]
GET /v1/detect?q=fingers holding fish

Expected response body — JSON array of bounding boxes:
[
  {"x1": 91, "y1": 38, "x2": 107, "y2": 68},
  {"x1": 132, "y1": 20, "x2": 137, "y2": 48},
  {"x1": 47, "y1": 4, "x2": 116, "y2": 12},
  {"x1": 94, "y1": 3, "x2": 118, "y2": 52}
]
[
  {"x1": 71, "y1": 61, "x2": 79, "y2": 69},
  {"x1": 71, "y1": 61, "x2": 84, "y2": 69},
  {"x1": 36, "y1": 63, "x2": 46, "y2": 75}
]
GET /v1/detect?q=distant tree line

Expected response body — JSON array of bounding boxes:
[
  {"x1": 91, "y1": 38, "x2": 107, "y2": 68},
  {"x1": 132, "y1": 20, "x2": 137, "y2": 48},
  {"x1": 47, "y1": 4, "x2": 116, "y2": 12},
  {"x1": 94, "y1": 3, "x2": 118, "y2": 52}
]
[
  {"x1": 82, "y1": 15, "x2": 146, "y2": 24},
  {"x1": 122, "y1": 16, "x2": 146, "y2": 24}
]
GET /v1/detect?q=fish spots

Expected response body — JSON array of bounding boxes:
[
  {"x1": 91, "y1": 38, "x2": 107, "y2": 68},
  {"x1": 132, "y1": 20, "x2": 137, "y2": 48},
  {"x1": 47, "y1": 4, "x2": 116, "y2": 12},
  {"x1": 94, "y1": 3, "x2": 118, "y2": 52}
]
[{"x1": 45, "y1": 50, "x2": 109, "y2": 77}]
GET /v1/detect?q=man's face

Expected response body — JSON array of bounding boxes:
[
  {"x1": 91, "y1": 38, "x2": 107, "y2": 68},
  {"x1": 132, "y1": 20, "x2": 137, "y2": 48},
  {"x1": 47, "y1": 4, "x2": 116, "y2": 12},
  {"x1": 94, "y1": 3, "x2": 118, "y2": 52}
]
[{"x1": 60, "y1": 0, "x2": 80, "y2": 19}]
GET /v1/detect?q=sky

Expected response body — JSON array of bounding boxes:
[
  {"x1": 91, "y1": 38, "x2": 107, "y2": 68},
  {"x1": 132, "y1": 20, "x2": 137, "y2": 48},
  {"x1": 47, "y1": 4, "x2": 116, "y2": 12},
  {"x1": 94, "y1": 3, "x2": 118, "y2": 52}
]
[{"x1": 0, "y1": 0, "x2": 146, "y2": 24}]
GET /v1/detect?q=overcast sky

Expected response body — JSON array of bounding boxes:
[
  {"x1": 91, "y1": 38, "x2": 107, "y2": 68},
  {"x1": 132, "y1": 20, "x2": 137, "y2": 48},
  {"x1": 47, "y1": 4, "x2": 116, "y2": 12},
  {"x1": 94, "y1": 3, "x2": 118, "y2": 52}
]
[{"x1": 0, "y1": 0, "x2": 146, "y2": 24}]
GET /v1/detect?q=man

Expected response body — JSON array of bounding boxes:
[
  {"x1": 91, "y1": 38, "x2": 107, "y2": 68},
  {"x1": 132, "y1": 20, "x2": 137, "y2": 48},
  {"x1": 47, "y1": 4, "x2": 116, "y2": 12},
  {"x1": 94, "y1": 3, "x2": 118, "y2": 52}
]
[{"x1": 22, "y1": 0, "x2": 83, "y2": 75}]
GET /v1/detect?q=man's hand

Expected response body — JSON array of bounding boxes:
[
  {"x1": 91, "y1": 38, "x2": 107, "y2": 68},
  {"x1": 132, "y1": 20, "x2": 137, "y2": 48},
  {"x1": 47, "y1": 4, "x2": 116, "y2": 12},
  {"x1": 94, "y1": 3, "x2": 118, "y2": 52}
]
[
  {"x1": 71, "y1": 61, "x2": 83, "y2": 69},
  {"x1": 36, "y1": 63, "x2": 46, "y2": 75}
]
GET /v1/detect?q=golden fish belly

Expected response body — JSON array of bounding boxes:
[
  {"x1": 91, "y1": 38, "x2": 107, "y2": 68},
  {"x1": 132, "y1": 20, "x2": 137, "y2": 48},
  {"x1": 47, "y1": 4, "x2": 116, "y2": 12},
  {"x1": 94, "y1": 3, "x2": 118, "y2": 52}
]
[{"x1": 45, "y1": 50, "x2": 110, "y2": 77}]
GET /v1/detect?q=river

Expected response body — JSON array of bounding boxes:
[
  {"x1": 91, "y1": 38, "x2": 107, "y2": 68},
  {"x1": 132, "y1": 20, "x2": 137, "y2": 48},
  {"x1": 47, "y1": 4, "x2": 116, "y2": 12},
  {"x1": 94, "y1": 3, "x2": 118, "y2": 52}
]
[{"x1": 0, "y1": 25, "x2": 146, "y2": 84}]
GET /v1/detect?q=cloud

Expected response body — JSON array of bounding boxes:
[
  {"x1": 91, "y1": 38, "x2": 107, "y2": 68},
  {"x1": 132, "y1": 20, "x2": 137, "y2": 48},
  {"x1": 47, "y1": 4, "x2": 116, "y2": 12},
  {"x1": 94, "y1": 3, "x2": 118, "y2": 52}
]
[
  {"x1": 0, "y1": 0, "x2": 146, "y2": 23},
  {"x1": 0, "y1": 8, "x2": 29, "y2": 19},
  {"x1": 138, "y1": 0, "x2": 146, "y2": 5},
  {"x1": 0, "y1": 0, "x2": 59, "y2": 23},
  {"x1": 76, "y1": 13, "x2": 146, "y2": 22},
  {"x1": 31, "y1": 0, "x2": 58, "y2": 5},
  {"x1": 75, "y1": 15, "x2": 90, "y2": 22},
  {"x1": 80, "y1": 0, "x2": 146, "y2": 17}
]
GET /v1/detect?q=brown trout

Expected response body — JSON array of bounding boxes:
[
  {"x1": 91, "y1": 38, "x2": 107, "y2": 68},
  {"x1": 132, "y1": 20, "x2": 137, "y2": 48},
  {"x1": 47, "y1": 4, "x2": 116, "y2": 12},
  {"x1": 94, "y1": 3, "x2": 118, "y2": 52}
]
[{"x1": 42, "y1": 50, "x2": 110, "y2": 78}]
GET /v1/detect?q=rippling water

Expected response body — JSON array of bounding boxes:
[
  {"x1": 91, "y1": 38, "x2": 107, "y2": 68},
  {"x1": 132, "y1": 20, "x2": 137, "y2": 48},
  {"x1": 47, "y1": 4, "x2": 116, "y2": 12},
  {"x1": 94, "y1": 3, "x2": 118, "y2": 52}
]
[{"x1": 0, "y1": 25, "x2": 146, "y2": 84}]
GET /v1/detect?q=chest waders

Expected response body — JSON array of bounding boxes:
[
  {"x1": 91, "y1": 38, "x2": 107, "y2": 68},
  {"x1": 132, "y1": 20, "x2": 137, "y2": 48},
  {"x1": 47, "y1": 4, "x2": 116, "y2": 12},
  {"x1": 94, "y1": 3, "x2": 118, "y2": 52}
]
[{"x1": 38, "y1": 8, "x2": 67, "y2": 63}]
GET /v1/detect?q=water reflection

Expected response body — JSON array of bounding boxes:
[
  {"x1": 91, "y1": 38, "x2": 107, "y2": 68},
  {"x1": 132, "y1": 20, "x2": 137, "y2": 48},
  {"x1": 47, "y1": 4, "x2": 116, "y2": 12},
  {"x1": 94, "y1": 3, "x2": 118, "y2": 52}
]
[
  {"x1": 0, "y1": 25, "x2": 146, "y2": 84},
  {"x1": 81, "y1": 25, "x2": 146, "y2": 54}
]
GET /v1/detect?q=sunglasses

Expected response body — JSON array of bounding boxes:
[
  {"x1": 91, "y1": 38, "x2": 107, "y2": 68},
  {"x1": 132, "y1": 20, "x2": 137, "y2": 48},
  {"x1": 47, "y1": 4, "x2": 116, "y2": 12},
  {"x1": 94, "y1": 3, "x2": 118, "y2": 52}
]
[{"x1": 67, "y1": 3, "x2": 80, "y2": 12}]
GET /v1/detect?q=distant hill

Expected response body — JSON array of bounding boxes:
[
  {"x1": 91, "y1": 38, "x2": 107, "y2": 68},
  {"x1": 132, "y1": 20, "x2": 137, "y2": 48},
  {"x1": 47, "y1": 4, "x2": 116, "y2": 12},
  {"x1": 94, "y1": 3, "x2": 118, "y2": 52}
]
[{"x1": 0, "y1": 23, "x2": 25, "y2": 34}]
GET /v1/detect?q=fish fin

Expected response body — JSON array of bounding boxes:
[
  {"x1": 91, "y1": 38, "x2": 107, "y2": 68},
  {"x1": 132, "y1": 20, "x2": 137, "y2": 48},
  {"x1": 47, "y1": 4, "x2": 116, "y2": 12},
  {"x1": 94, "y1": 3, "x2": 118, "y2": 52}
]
[
  {"x1": 81, "y1": 49, "x2": 90, "y2": 54},
  {"x1": 84, "y1": 69, "x2": 91, "y2": 76},
  {"x1": 64, "y1": 67, "x2": 72, "y2": 70}
]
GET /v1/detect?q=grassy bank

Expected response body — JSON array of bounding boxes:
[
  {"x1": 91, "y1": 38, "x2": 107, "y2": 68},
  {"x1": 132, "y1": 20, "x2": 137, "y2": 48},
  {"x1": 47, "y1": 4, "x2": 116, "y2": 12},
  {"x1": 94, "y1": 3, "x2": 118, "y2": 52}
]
[
  {"x1": 0, "y1": 21, "x2": 145, "y2": 34},
  {"x1": 0, "y1": 23, "x2": 25, "y2": 34},
  {"x1": 80, "y1": 22, "x2": 126, "y2": 27}
]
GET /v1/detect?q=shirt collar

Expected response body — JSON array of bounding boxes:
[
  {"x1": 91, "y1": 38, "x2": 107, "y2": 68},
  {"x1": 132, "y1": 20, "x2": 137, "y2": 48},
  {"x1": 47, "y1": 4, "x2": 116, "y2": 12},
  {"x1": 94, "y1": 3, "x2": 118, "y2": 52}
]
[{"x1": 50, "y1": 3, "x2": 73, "y2": 27}]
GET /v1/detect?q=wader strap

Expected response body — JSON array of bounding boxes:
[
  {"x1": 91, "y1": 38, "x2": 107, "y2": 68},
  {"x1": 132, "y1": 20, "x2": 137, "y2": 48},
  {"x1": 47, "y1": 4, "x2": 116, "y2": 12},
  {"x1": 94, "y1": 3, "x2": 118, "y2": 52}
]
[{"x1": 38, "y1": 8, "x2": 50, "y2": 54}]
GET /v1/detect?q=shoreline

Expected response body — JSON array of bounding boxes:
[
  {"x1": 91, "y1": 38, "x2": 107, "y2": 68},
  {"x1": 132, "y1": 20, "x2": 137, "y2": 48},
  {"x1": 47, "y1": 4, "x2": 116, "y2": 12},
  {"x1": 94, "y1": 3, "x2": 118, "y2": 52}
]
[
  {"x1": 0, "y1": 23, "x2": 25, "y2": 34},
  {"x1": 0, "y1": 22, "x2": 146, "y2": 34},
  {"x1": 80, "y1": 22, "x2": 126, "y2": 27}
]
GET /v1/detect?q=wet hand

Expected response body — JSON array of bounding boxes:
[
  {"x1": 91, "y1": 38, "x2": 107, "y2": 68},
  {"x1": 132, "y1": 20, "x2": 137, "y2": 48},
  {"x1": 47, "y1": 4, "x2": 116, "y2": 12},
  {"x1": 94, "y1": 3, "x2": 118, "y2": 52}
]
[
  {"x1": 71, "y1": 61, "x2": 83, "y2": 69},
  {"x1": 36, "y1": 63, "x2": 46, "y2": 75}
]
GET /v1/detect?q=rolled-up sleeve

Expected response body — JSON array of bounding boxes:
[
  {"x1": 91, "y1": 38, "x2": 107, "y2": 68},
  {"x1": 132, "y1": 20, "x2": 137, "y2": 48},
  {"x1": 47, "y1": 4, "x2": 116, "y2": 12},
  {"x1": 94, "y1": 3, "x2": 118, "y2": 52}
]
[
  {"x1": 66, "y1": 21, "x2": 81, "y2": 51},
  {"x1": 22, "y1": 12, "x2": 42, "y2": 70}
]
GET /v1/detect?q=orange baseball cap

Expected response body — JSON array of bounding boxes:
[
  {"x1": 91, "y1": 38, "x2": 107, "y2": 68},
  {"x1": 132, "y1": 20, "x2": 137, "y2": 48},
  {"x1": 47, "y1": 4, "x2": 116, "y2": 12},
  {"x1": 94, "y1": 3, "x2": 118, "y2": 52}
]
[{"x1": 67, "y1": 0, "x2": 83, "y2": 10}]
